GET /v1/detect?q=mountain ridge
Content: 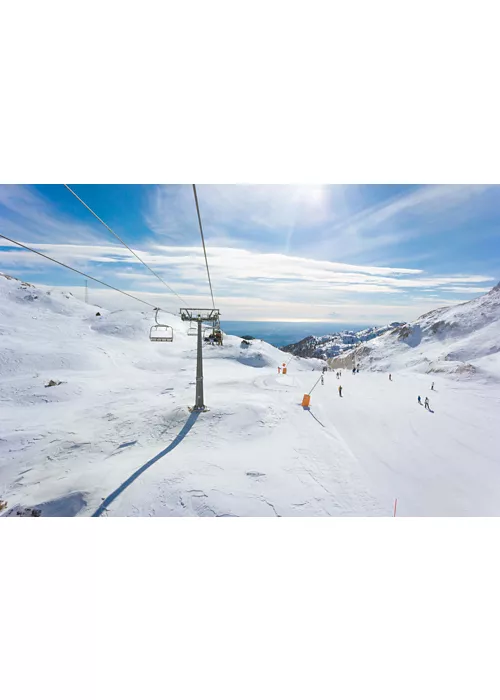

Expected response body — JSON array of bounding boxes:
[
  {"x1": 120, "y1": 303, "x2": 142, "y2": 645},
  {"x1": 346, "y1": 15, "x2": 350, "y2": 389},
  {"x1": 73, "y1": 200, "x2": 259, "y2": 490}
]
[
  {"x1": 281, "y1": 322, "x2": 406, "y2": 359},
  {"x1": 329, "y1": 282, "x2": 500, "y2": 379}
]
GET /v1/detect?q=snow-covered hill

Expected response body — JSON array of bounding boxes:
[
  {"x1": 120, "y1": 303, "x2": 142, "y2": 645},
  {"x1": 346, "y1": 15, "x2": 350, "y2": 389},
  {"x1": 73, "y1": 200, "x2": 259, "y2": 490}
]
[
  {"x1": 2, "y1": 272, "x2": 500, "y2": 517},
  {"x1": 282, "y1": 322, "x2": 405, "y2": 359},
  {"x1": 333, "y1": 283, "x2": 500, "y2": 380}
]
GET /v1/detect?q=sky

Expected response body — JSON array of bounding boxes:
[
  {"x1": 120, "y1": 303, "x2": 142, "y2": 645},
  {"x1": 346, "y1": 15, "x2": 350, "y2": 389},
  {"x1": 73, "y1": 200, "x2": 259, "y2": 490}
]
[{"x1": 0, "y1": 184, "x2": 499, "y2": 324}]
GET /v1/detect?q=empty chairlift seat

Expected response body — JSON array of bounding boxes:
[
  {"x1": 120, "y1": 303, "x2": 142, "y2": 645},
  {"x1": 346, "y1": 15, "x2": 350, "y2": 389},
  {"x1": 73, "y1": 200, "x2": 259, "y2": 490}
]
[{"x1": 149, "y1": 308, "x2": 174, "y2": 342}]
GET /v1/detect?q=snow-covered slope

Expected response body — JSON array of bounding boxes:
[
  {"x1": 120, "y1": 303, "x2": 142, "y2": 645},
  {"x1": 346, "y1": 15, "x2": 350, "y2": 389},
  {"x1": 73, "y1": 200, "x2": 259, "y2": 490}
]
[
  {"x1": 334, "y1": 283, "x2": 500, "y2": 380},
  {"x1": 2, "y1": 272, "x2": 500, "y2": 517},
  {"x1": 282, "y1": 322, "x2": 405, "y2": 359}
]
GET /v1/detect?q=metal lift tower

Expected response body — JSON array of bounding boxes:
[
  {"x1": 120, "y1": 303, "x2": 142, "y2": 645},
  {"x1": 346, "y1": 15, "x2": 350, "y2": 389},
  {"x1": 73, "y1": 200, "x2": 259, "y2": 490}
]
[{"x1": 180, "y1": 308, "x2": 220, "y2": 411}]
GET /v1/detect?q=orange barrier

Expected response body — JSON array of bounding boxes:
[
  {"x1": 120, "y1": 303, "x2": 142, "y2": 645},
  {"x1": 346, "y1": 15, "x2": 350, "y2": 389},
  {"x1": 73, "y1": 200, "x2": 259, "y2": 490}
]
[
  {"x1": 282, "y1": 367, "x2": 287, "y2": 375},
  {"x1": 301, "y1": 394, "x2": 310, "y2": 407}
]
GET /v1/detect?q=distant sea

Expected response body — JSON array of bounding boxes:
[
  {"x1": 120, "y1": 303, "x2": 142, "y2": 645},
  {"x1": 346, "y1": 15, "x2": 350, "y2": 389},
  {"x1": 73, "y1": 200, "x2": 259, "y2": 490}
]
[{"x1": 221, "y1": 321, "x2": 366, "y2": 348}]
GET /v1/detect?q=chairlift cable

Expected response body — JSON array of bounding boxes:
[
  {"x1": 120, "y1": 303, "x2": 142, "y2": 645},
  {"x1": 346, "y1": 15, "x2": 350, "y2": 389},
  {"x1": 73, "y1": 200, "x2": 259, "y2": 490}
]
[
  {"x1": 192, "y1": 184, "x2": 216, "y2": 309},
  {"x1": 63, "y1": 184, "x2": 188, "y2": 306},
  {"x1": 0, "y1": 233, "x2": 176, "y2": 315}
]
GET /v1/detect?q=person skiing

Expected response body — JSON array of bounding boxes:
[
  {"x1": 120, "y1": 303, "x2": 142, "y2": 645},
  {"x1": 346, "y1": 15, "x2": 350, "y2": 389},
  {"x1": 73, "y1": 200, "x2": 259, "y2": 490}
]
[
  {"x1": 389, "y1": 373, "x2": 392, "y2": 381},
  {"x1": 424, "y1": 397, "x2": 430, "y2": 410},
  {"x1": 321, "y1": 375, "x2": 324, "y2": 386},
  {"x1": 417, "y1": 396, "x2": 422, "y2": 404},
  {"x1": 338, "y1": 385, "x2": 343, "y2": 397},
  {"x1": 431, "y1": 382, "x2": 435, "y2": 390}
]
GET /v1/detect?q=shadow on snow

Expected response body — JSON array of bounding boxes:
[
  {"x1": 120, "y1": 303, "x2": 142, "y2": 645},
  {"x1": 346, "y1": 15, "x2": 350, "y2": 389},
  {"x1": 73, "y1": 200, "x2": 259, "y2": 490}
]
[
  {"x1": 92, "y1": 411, "x2": 199, "y2": 517},
  {"x1": 302, "y1": 405, "x2": 326, "y2": 427}
]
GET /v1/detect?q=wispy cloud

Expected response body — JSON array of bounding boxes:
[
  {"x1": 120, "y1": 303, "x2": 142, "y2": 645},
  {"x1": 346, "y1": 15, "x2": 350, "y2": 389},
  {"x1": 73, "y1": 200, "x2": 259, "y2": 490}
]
[
  {"x1": 1, "y1": 183, "x2": 499, "y2": 323},
  {"x1": 145, "y1": 184, "x2": 340, "y2": 236},
  {"x1": 1, "y1": 238, "x2": 494, "y2": 321},
  {"x1": 0, "y1": 185, "x2": 102, "y2": 244}
]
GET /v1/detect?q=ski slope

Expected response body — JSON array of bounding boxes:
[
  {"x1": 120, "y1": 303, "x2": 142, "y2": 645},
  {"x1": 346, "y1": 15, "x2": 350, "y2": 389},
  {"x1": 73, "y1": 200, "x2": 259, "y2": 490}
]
[{"x1": 1, "y1": 272, "x2": 500, "y2": 516}]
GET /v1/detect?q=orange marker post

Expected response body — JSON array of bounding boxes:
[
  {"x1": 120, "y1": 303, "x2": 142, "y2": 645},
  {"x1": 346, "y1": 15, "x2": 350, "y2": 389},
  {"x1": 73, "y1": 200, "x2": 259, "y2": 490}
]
[{"x1": 301, "y1": 394, "x2": 310, "y2": 407}]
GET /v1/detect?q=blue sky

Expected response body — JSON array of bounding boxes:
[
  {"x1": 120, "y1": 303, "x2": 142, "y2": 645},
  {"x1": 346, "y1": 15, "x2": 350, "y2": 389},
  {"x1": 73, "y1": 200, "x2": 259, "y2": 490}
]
[{"x1": 0, "y1": 184, "x2": 499, "y2": 323}]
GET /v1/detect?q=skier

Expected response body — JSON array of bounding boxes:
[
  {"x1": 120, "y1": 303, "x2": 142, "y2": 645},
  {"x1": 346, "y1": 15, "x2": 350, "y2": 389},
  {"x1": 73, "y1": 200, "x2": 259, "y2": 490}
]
[
  {"x1": 321, "y1": 375, "x2": 324, "y2": 386},
  {"x1": 277, "y1": 366, "x2": 281, "y2": 374},
  {"x1": 417, "y1": 396, "x2": 422, "y2": 404},
  {"x1": 389, "y1": 373, "x2": 392, "y2": 381},
  {"x1": 424, "y1": 397, "x2": 430, "y2": 410},
  {"x1": 338, "y1": 385, "x2": 343, "y2": 397},
  {"x1": 431, "y1": 382, "x2": 435, "y2": 390}
]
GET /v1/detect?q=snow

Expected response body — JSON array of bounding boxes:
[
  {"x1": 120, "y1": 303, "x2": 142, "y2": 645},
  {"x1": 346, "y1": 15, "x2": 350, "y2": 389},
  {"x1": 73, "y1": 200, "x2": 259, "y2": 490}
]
[
  {"x1": 339, "y1": 284, "x2": 500, "y2": 382},
  {"x1": 282, "y1": 322, "x2": 405, "y2": 359},
  {"x1": 1, "y1": 272, "x2": 500, "y2": 516}
]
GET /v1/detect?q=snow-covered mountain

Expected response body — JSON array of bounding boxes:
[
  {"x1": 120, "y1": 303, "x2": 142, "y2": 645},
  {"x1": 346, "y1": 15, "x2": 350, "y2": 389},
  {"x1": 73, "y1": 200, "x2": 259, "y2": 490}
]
[
  {"x1": 281, "y1": 322, "x2": 405, "y2": 359},
  {"x1": 2, "y1": 271, "x2": 500, "y2": 517},
  {"x1": 332, "y1": 283, "x2": 500, "y2": 380}
]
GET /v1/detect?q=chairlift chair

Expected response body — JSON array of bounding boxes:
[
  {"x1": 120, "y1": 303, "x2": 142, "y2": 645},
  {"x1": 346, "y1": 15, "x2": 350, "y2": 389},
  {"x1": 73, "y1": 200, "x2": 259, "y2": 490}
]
[
  {"x1": 203, "y1": 327, "x2": 214, "y2": 342},
  {"x1": 149, "y1": 308, "x2": 173, "y2": 342},
  {"x1": 187, "y1": 322, "x2": 198, "y2": 337}
]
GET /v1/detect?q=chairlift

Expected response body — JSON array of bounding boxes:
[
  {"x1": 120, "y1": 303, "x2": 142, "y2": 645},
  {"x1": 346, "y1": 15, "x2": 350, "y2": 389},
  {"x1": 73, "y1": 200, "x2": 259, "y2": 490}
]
[
  {"x1": 149, "y1": 308, "x2": 173, "y2": 342},
  {"x1": 203, "y1": 327, "x2": 214, "y2": 342},
  {"x1": 187, "y1": 322, "x2": 198, "y2": 337},
  {"x1": 213, "y1": 328, "x2": 223, "y2": 346}
]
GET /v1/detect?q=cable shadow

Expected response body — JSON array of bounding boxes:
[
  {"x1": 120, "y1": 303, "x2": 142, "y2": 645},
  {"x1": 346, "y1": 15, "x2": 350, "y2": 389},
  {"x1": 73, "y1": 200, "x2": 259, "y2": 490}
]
[
  {"x1": 92, "y1": 411, "x2": 199, "y2": 517},
  {"x1": 303, "y1": 406, "x2": 326, "y2": 427}
]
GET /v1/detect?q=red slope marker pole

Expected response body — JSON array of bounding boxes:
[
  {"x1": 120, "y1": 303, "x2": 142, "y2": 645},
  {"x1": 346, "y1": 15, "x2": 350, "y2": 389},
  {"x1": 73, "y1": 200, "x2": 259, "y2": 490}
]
[{"x1": 393, "y1": 498, "x2": 398, "y2": 517}]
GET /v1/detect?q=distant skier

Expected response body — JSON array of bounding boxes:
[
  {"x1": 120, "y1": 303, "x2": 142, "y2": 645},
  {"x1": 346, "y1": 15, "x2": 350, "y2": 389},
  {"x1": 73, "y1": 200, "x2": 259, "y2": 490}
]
[
  {"x1": 431, "y1": 382, "x2": 435, "y2": 390},
  {"x1": 357, "y1": 368, "x2": 360, "y2": 373},
  {"x1": 277, "y1": 366, "x2": 281, "y2": 374},
  {"x1": 321, "y1": 375, "x2": 324, "y2": 386},
  {"x1": 424, "y1": 397, "x2": 430, "y2": 410},
  {"x1": 352, "y1": 367, "x2": 356, "y2": 375},
  {"x1": 417, "y1": 396, "x2": 422, "y2": 404},
  {"x1": 389, "y1": 373, "x2": 392, "y2": 381},
  {"x1": 338, "y1": 385, "x2": 343, "y2": 397}
]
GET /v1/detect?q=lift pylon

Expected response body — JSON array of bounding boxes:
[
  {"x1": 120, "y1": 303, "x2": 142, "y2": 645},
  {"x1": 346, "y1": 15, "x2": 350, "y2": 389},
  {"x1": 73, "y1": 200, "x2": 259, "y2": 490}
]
[{"x1": 180, "y1": 308, "x2": 220, "y2": 411}]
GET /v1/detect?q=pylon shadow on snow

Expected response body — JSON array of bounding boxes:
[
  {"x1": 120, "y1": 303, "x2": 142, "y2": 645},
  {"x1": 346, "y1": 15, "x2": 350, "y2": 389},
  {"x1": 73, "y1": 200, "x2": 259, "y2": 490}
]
[{"x1": 92, "y1": 411, "x2": 200, "y2": 517}]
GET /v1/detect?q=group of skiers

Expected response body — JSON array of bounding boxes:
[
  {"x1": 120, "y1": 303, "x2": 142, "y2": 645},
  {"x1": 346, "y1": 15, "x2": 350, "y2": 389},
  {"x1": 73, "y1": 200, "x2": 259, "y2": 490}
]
[
  {"x1": 315, "y1": 366, "x2": 437, "y2": 407},
  {"x1": 417, "y1": 383, "x2": 435, "y2": 410},
  {"x1": 418, "y1": 396, "x2": 431, "y2": 410},
  {"x1": 318, "y1": 367, "x2": 342, "y2": 394}
]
